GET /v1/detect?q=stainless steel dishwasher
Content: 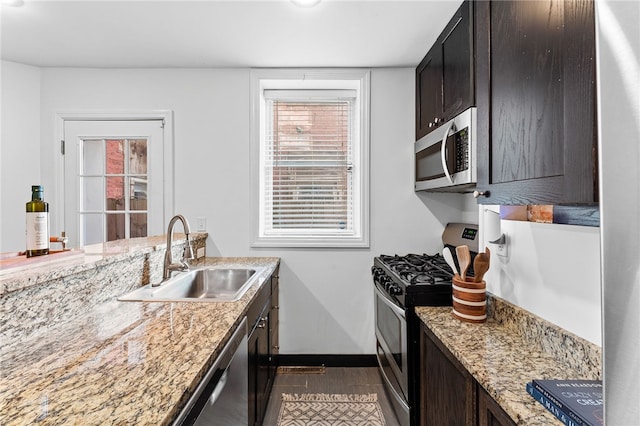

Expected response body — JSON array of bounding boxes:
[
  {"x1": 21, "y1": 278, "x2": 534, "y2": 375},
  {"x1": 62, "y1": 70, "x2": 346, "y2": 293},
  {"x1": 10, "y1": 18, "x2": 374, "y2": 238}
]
[{"x1": 173, "y1": 317, "x2": 248, "y2": 426}]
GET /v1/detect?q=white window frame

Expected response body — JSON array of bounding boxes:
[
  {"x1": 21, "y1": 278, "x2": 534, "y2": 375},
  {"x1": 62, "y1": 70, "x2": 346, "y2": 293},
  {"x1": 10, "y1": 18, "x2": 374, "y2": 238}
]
[{"x1": 250, "y1": 69, "x2": 370, "y2": 248}]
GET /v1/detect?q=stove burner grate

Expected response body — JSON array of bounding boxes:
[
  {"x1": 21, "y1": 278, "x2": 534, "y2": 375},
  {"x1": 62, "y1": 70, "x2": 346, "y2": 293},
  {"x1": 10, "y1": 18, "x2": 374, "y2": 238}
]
[{"x1": 378, "y1": 253, "x2": 454, "y2": 286}]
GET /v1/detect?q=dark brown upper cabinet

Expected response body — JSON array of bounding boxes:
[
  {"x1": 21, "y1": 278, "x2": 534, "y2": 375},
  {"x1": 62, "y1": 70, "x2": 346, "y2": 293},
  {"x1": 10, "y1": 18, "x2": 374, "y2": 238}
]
[
  {"x1": 416, "y1": 0, "x2": 475, "y2": 141},
  {"x1": 474, "y1": 0, "x2": 598, "y2": 205}
]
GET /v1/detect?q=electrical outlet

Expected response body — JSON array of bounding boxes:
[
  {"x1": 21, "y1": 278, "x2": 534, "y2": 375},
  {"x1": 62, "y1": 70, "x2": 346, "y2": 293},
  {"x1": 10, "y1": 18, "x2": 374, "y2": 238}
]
[
  {"x1": 495, "y1": 234, "x2": 508, "y2": 257},
  {"x1": 197, "y1": 247, "x2": 205, "y2": 259},
  {"x1": 196, "y1": 216, "x2": 206, "y2": 232}
]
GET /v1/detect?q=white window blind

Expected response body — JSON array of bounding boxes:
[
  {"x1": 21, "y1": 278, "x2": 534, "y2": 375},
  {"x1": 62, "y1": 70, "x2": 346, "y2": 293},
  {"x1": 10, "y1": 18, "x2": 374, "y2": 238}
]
[{"x1": 263, "y1": 90, "x2": 356, "y2": 236}]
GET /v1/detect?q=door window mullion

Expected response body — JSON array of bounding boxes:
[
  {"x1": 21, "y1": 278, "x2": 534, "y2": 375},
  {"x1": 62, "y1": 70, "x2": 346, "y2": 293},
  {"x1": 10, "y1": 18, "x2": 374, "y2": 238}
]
[{"x1": 124, "y1": 139, "x2": 130, "y2": 239}]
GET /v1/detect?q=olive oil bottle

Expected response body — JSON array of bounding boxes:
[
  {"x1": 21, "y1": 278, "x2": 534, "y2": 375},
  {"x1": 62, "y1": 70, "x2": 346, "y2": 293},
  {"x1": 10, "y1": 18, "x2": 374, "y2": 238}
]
[{"x1": 26, "y1": 185, "x2": 49, "y2": 257}]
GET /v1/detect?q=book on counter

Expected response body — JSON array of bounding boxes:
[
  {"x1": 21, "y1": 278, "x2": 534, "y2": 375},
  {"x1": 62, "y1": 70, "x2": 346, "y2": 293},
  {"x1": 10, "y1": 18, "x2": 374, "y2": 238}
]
[
  {"x1": 526, "y1": 383, "x2": 580, "y2": 426},
  {"x1": 526, "y1": 379, "x2": 603, "y2": 426}
]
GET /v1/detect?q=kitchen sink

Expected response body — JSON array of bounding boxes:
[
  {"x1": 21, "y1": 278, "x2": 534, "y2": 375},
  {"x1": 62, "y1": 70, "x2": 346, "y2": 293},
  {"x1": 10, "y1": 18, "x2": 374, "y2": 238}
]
[{"x1": 118, "y1": 267, "x2": 261, "y2": 302}]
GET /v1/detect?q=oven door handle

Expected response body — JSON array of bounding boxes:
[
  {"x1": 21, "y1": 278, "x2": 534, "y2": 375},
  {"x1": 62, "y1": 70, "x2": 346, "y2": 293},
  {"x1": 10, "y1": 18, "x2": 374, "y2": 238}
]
[{"x1": 374, "y1": 282, "x2": 405, "y2": 319}]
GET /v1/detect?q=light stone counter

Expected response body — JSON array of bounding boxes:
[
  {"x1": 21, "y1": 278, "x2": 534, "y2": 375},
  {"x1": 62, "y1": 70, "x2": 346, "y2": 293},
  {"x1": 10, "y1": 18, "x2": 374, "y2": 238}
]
[
  {"x1": 0, "y1": 235, "x2": 279, "y2": 425},
  {"x1": 0, "y1": 233, "x2": 207, "y2": 297},
  {"x1": 416, "y1": 296, "x2": 602, "y2": 425}
]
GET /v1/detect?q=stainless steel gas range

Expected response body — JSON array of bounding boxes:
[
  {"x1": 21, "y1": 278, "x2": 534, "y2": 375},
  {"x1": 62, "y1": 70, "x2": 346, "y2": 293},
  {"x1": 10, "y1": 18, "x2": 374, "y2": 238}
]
[{"x1": 371, "y1": 222, "x2": 479, "y2": 426}]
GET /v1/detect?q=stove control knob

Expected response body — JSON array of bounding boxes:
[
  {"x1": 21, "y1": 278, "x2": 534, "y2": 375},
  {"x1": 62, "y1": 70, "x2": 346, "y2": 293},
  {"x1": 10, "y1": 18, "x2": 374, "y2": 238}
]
[
  {"x1": 389, "y1": 284, "x2": 403, "y2": 296},
  {"x1": 383, "y1": 278, "x2": 392, "y2": 291}
]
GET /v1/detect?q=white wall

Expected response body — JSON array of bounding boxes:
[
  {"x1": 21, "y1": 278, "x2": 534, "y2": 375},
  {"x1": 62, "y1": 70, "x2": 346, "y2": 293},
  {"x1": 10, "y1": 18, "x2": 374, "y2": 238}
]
[
  {"x1": 32, "y1": 66, "x2": 467, "y2": 354},
  {"x1": 596, "y1": 0, "x2": 640, "y2": 423},
  {"x1": 0, "y1": 61, "x2": 41, "y2": 253},
  {"x1": 480, "y1": 208, "x2": 601, "y2": 345}
]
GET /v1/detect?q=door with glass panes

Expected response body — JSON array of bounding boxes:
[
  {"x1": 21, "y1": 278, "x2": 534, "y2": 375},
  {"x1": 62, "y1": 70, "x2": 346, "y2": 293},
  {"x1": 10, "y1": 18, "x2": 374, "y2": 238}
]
[{"x1": 63, "y1": 120, "x2": 165, "y2": 248}]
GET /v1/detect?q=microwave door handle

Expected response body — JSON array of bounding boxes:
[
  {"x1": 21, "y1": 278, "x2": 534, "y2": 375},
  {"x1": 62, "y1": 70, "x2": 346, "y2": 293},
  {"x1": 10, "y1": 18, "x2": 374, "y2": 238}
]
[{"x1": 440, "y1": 120, "x2": 456, "y2": 184}]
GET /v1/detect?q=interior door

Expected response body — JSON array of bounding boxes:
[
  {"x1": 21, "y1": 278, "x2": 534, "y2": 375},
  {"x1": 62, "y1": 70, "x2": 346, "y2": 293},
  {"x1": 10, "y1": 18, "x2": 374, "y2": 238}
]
[{"x1": 63, "y1": 120, "x2": 165, "y2": 248}]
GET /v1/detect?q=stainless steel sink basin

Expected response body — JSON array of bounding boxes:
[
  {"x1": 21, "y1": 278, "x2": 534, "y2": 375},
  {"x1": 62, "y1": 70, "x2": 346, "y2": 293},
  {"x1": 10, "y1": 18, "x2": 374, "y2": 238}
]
[{"x1": 118, "y1": 267, "x2": 261, "y2": 302}]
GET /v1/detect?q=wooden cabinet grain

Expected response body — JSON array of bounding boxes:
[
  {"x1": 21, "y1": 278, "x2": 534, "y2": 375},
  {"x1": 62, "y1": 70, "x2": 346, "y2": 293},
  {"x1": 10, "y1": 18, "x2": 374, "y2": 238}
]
[
  {"x1": 268, "y1": 269, "x2": 279, "y2": 385},
  {"x1": 248, "y1": 267, "x2": 279, "y2": 426},
  {"x1": 421, "y1": 323, "x2": 518, "y2": 426},
  {"x1": 420, "y1": 324, "x2": 476, "y2": 425},
  {"x1": 416, "y1": 0, "x2": 474, "y2": 141},
  {"x1": 474, "y1": 0, "x2": 597, "y2": 205},
  {"x1": 248, "y1": 302, "x2": 269, "y2": 426},
  {"x1": 416, "y1": 45, "x2": 443, "y2": 140},
  {"x1": 477, "y1": 385, "x2": 517, "y2": 426}
]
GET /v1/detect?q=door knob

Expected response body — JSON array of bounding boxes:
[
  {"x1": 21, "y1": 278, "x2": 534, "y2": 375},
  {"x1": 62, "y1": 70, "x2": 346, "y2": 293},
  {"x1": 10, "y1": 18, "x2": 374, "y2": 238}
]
[{"x1": 473, "y1": 190, "x2": 490, "y2": 198}]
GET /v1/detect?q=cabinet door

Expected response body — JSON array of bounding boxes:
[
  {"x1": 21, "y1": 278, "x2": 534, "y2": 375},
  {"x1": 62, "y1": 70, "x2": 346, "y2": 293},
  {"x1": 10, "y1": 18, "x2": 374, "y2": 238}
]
[
  {"x1": 269, "y1": 274, "x2": 279, "y2": 384},
  {"x1": 256, "y1": 311, "x2": 270, "y2": 425},
  {"x1": 248, "y1": 324, "x2": 259, "y2": 426},
  {"x1": 416, "y1": 45, "x2": 443, "y2": 140},
  {"x1": 249, "y1": 306, "x2": 270, "y2": 426},
  {"x1": 478, "y1": 385, "x2": 517, "y2": 426},
  {"x1": 475, "y1": 0, "x2": 597, "y2": 205},
  {"x1": 441, "y1": 0, "x2": 474, "y2": 120},
  {"x1": 420, "y1": 325, "x2": 476, "y2": 426},
  {"x1": 416, "y1": 0, "x2": 475, "y2": 142}
]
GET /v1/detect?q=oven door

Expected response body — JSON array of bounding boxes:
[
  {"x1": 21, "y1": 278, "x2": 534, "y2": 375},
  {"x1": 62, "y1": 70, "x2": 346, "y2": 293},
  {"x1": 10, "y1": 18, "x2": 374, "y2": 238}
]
[{"x1": 374, "y1": 282, "x2": 409, "y2": 424}]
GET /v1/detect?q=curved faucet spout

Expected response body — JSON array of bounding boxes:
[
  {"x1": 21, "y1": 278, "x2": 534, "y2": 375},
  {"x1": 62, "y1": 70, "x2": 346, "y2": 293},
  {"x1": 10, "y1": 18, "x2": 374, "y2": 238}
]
[{"x1": 159, "y1": 214, "x2": 195, "y2": 283}]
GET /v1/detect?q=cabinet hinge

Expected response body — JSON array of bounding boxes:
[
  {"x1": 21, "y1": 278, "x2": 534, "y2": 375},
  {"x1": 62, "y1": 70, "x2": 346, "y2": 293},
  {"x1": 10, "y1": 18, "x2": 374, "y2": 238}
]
[{"x1": 61, "y1": 140, "x2": 65, "y2": 155}]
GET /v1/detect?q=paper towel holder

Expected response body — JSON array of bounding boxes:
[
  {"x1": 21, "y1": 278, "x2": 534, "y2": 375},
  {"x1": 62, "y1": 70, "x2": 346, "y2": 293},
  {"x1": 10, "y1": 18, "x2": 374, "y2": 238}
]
[
  {"x1": 485, "y1": 209, "x2": 507, "y2": 256},
  {"x1": 489, "y1": 234, "x2": 506, "y2": 245}
]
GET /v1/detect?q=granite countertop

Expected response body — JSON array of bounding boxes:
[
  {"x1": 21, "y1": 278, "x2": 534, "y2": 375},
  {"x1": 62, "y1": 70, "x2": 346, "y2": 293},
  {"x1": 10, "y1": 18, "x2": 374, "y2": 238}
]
[
  {"x1": 416, "y1": 301, "x2": 601, "y2": 425},
  {"x1": 0, "y1": 256, "x2": 280, "y2": 425},
  {"x1": 0, "y1": 233, "x2": 208, "y2": 297}
]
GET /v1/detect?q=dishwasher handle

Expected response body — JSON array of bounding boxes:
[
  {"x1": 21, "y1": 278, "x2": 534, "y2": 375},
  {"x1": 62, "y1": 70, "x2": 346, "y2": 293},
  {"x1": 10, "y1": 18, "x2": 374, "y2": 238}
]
[
  {"x1": 207, "y1": 369, "x2": 228, "y2": 406},
  {"x1": 172, "y1": 317, "x2": 248, "y2": 425}
]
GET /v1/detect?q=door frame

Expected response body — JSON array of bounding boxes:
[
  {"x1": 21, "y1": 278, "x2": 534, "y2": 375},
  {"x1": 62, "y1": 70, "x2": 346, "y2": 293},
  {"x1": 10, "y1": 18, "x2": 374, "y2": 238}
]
[{"x1": 55, "y1": 110, "x2": 174, "y2": 244}]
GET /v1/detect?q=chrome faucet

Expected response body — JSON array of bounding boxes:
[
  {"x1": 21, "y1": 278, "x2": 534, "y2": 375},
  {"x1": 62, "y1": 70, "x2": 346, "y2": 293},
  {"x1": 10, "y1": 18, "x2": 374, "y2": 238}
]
[{"x1": 158, "y1": 214, "x2": 195, "y2": 284}]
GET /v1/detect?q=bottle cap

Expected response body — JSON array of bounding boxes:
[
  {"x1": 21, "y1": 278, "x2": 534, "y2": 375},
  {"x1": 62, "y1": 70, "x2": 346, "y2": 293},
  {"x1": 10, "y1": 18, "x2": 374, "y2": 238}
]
[{"x1": 32, "y1": 185, "x2": 44, "y2": 192}]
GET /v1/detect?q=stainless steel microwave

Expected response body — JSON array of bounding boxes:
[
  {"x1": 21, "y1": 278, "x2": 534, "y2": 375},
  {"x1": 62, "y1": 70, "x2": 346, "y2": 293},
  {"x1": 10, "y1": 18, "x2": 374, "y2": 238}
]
[{"x1": 415, "y1": 107, "x2": 477, "y2": 192}]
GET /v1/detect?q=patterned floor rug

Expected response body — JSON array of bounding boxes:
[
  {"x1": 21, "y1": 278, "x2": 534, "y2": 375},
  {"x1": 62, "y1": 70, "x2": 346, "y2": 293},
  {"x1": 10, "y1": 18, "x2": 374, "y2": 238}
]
[{"x1": 277, "y1": 393, "x2": 386, "y2": 426}]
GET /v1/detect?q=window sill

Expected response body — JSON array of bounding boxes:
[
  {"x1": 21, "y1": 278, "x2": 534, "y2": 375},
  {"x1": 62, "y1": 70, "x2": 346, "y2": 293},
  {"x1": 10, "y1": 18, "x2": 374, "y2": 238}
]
[{"x1": 251, "y1": 236, "x2": 369, "y2": 249}]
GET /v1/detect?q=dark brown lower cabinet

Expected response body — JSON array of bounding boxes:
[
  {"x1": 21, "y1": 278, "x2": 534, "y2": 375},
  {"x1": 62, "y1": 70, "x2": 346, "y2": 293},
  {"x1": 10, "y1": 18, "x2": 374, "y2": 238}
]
[
  {"x1": 269, "y1": 271, "x2": 279, "y2": 383},
  {"x1": 248, "y1": 301, "x2": 270, "y2": 426},
  {"x1": 421, "y1": 324, "x2": 516, "y2": 426},
  {"x1": 478, "y1": 385, "x2": 516, "y2": 426},
  {"x1": 421, "y1": 325, "x2": 476, "y2": 425},
  {"x1": 248, "y1": 267, "x2": 279, "y2": 426}
]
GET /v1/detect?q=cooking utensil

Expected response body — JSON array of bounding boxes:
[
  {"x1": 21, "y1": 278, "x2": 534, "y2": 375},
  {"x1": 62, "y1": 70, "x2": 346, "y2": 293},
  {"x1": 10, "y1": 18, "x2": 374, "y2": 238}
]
[
  {"x1": 442, "y1": 247, "x2": 458, "y2": 277},
  {"x1": 473, "y1": 247, "x2": 491, "y2": 283},
  {"x1": 456, "y1": 245, "x2": 471, "y2": 281}
]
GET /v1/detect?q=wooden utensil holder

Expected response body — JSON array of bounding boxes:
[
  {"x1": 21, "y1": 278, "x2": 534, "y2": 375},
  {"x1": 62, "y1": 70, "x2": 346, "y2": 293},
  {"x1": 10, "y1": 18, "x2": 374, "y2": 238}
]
[{"x1": 452, "y1": 275, "x2": 487, "y2": 323}]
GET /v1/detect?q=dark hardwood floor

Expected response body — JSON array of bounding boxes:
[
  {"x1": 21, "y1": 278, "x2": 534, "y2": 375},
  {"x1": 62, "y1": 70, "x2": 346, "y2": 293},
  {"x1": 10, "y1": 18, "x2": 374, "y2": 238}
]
[{"x1": 263, "y1": 367, "x2": 401, "y2": 426}]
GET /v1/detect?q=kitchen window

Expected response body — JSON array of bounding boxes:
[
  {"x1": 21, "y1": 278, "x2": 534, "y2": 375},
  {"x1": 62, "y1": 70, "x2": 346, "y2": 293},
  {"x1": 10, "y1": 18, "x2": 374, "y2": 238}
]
[{"x1": 251, "y1": 69, "x2": 370, "y2": 247}]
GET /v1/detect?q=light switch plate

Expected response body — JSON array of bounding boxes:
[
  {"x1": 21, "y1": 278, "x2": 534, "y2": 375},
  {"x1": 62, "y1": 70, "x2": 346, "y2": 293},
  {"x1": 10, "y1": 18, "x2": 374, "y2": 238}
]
[{"x1": 196, "y1": 216, "x2": 206, "y2": 232}]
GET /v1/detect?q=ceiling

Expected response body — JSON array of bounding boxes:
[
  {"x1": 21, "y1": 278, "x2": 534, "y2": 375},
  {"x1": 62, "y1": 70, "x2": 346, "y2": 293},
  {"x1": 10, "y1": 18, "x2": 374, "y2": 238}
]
[{"x1": 1, "y1": 0, "x2": 463, "y2": 68}]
